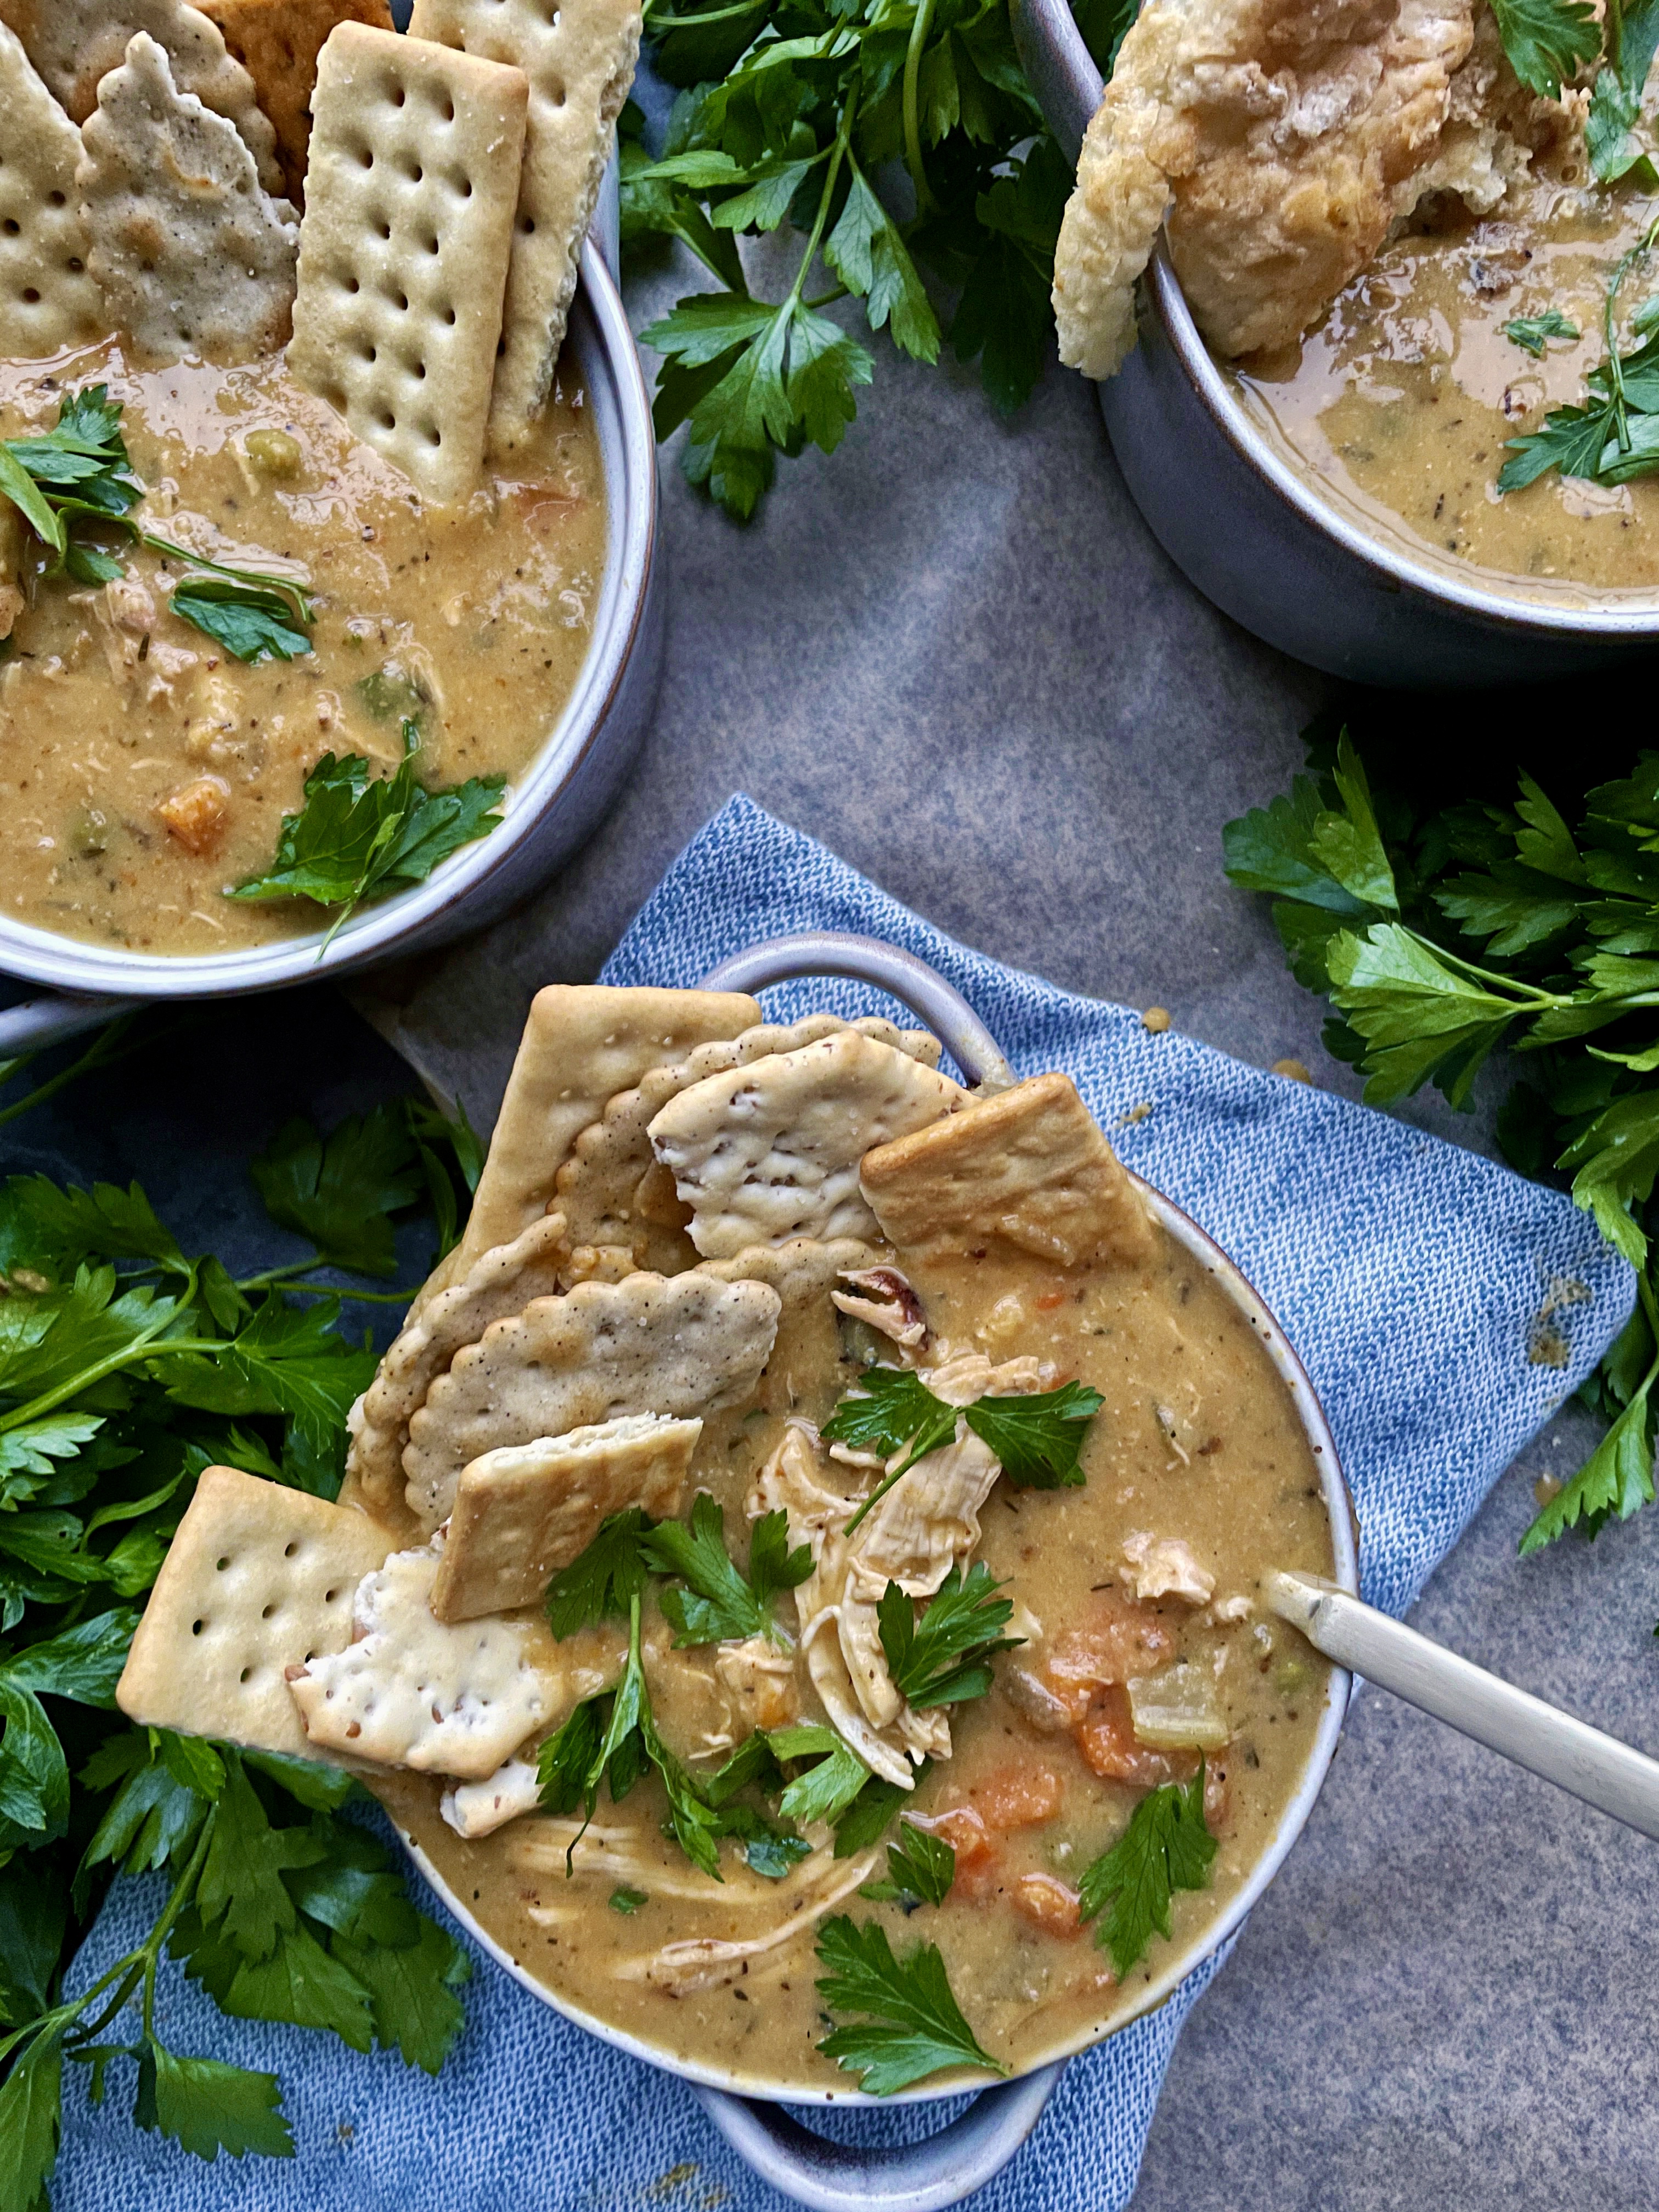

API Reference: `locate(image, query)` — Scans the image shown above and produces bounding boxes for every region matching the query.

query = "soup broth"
[376,1204,1338,2091]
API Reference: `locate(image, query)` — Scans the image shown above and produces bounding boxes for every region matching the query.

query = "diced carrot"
[1043,1593,1176,1719]
[968,1763,1064,1831]
[912,1803,995,1866]
[1035,1290,1067,1312]
[157,775,229,856]
[953,1849,1006,1903]
[1074,1684,1196,1790]
[1011,1872,1083,1938]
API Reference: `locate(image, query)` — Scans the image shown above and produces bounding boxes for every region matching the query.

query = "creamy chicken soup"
[367,1091,1338,2091]
[1229,179,1659,595]
[0,342,604,954]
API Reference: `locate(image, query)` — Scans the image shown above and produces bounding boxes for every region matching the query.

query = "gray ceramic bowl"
[0,233,661,1060]
[1013,0,1659,687]
[397,931,1360,2212]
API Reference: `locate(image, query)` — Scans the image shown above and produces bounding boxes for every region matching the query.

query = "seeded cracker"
[0,0,283,191]
[288,22,528,504]
[116,1465,394,1761]
[409,0,643,454]
[0,24,104,359]
[78,33,300,365]
[194,0,396,206]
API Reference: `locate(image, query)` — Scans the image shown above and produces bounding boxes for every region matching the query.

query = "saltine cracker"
[0,0,284,190]
[860,1072,1158,1269]
[431,1412,701,1622]
[195,0,397,206]
[0,24,104,359]
[116,1465,394,1761]
[409,0,643,453]
[288,22,528,503]
[77,33,300,365]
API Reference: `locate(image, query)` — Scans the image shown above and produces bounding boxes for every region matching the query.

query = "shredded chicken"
[713,1634,800,1733]
[831,1265,930,1350]
[441,1754,541,1839]
[1119,1532,1215,1605]
[619,1852,878,1995]
[1053,0,1587,375]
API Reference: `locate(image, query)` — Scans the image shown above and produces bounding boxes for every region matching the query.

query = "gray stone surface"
[7,228,1651,2211]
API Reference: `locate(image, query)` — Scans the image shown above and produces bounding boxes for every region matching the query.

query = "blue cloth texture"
[55,794,1634,2212]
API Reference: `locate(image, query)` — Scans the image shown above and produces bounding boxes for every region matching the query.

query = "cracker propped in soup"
[0,0,640,953]
[117,986,1340,2097]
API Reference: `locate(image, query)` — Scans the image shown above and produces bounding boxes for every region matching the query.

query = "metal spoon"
[1267,1570,1659,1841]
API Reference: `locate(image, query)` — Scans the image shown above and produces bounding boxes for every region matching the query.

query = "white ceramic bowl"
[0,238,662,1057]
[396,932,1360,2212]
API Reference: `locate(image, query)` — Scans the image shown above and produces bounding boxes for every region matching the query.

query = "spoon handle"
[1265,1570,1659,1841]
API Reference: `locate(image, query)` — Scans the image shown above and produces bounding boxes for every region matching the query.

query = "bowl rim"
[0,239,656,1001]
[396,1171,1359,2109]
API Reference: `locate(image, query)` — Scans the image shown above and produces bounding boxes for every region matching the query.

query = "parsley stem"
[644,0,765,23]
[844,1427,951,1537]
[803,285,850,309]
[0,1325,236,1436]
[788,93,858,313]
[139,533,314,626]
[0,1014,139,1132]
[902,0,939,216]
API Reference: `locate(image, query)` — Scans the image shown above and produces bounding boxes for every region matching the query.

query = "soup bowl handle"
[690,2063,1066,2212]
[696,930,1015,1090]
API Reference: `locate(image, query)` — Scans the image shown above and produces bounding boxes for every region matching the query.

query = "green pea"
[245,428,303,479]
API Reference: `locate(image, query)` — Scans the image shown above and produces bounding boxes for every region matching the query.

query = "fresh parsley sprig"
[0,1090,484,2202]
[859,1818,955,1907]
[1224,720,1659,1558]
[1589,0,1659,180]
[825,1365,1103,1532]
[620,0,1068,521]
[545,1508,659,1638]
[228,722,506,946]
[814,1914,1004,2092]
[1498,215,1659,495]
[879,1562,1020,1707]
[1505,308,1582,357]
[0,390,317,661]
[642,1493,812,1645]
[1077,1764,1217,1978]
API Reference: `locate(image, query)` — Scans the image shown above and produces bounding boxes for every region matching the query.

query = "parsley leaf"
[861,1819,955,1908]
[770,1722,876,1826]
[964,1381,1104,1486]
[165,577,311,664]
[1505,309,1583,356]
[545,1509,658,1638]
[822,1365,957,1463]
[1589,0,1659,182]
[250,1107,426,1278]
[134,2044,292,2162]
[814,1916,1005,2092]
[228,723,505,940]
[1521,1370,1656,1549]
[878,1563,1020,1708]
[1488,0,1600,97]
[0,2030,64,2209]
[643,1495,809,1645]
[832,1768,921,1855]
[1077,1764,1217,1977]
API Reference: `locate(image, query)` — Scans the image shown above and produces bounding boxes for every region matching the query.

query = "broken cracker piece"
[288,21,528,504]
[403,1269,782,1528]
[77,32,300,366]
[432,1412,701,1622]
[195,0,396,207]
[409,0,642,454]
[1,0,283,189]
[116,1465,394,1761]
[347,1209,569,1525]
[441,1752,541,1837]
[648,1030,964,1261]
[0,23,105,359]
[449,985,763,1283]
[286,1537,552,1779]
[860,1072,1156,1271]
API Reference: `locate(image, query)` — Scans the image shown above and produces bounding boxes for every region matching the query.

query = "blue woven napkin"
[55,795,1633,2212]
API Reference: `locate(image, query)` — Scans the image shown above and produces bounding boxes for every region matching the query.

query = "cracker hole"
[216,1555,232,1571]
[423,424,441,446]
[1,219,18,236]
[377,220,392,240]
[191,1618,205,1635]
[390,288,409,312]
[521,216,536,235]
[442,303,457,325]
[363,343,378,362]
[261,1603,276,1618]
[406,163,423,184]
[423,233,440,254]
[453,173,473,199]
[441,97,456,121]
[239,1667,252,1683]
[324,1587,341,1602]
[392,83,407,107]
[346,275,361,294]
[283,1541,298,1557]
[47,189,64,207]
[378,408,397,429]
[358,146,375,168]
[20,287,37,304]
[411,358,427,379]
